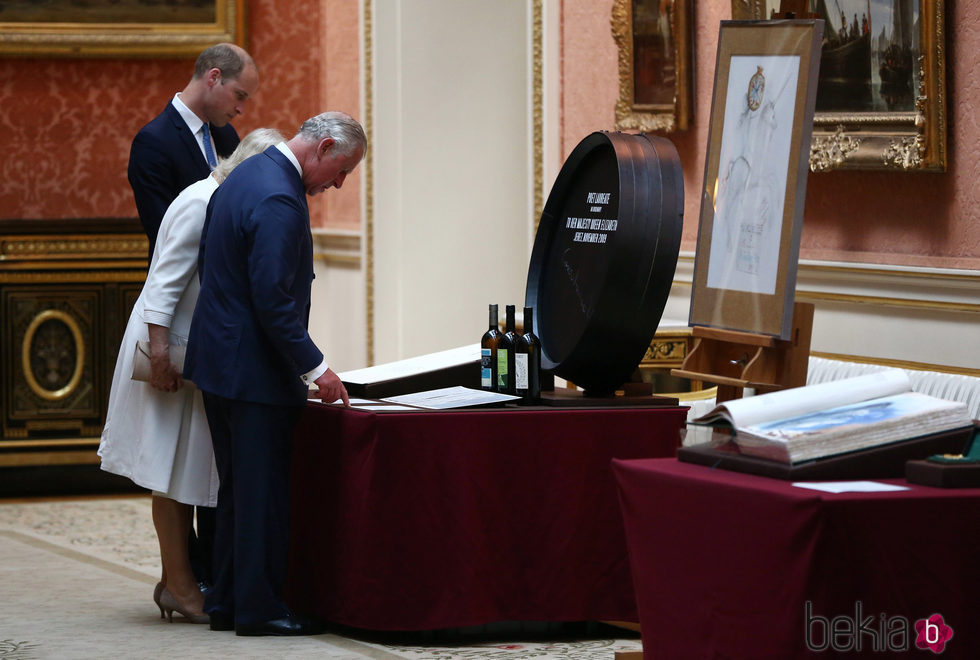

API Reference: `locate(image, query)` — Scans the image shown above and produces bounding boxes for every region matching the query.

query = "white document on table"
[792,481,910,493]
[382,386,519,409]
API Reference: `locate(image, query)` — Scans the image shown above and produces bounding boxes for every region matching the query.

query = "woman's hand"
[149,350,183,392]
[147,323,183,392]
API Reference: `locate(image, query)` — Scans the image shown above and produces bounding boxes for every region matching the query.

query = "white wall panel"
[372,0,532,363]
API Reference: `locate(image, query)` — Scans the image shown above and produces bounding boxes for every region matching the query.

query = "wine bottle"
[480,304,501,391]
[497,304,517,395]
[515,306,541,404]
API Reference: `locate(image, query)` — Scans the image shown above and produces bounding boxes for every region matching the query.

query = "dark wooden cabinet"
[0,219,146,468]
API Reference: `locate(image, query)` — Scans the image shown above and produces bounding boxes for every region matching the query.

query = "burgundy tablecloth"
[284,403,687,630]
[612,458,980,659]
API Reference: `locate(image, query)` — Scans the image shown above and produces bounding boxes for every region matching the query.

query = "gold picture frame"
[733,0,947,172]
[690,20,823,339]
[21,309,85,402]
[612,0,694,133]
[0,0,246,58]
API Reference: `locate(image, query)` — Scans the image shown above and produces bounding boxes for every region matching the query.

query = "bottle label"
[481,348,492,388]
[497,348,509,387]
[515,353,528,391]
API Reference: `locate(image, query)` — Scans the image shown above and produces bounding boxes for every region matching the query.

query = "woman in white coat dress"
[99,128,283,623]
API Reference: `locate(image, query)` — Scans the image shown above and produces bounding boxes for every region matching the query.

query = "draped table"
[612,458,980,658]
[284,402,687,630]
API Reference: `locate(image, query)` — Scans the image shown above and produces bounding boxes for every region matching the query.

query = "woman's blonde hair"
[213,127,284,183]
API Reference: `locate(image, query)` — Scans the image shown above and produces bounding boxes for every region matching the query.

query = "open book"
[691,370,973,464]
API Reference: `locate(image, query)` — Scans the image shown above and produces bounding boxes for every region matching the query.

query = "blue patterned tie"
[201,123,218,169]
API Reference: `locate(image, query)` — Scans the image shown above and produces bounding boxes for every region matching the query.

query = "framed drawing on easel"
[689,19,823,340]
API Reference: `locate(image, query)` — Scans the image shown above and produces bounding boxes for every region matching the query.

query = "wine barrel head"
[525,131,683,395]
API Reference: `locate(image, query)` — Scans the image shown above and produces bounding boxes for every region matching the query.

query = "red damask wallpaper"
[0,0,362,230]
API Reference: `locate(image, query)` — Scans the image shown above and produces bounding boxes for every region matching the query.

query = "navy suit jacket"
[128,102,239,259]
[184,147,322,407]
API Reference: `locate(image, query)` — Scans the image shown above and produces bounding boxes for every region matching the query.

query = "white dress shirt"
[172,93,215,166]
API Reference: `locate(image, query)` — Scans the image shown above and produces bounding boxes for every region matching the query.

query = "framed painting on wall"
[0,0,246,57]
[689,20,823,339]
[612,0,694,132]
[732,0,947,172]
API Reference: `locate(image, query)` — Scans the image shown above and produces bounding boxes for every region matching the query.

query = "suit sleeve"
[129,130,181,253]
[141,184,210,329]
[243,194,323,375]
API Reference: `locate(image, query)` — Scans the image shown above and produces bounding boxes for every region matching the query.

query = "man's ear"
[206,67,222,87]
[318,137,336,158]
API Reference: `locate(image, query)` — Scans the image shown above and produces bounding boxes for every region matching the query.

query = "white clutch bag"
[132,340,188,383]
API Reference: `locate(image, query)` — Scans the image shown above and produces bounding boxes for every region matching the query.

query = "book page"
[338,345,481,385]
[735,392,970,463]
[693,370,912,428]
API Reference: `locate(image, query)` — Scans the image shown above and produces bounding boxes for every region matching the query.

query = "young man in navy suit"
[185,111,365,636]
[127,42,258,595]
[129,42,259,260]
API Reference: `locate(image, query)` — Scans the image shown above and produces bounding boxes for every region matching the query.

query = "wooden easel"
[669,0,818,405]
[672,301,814,404]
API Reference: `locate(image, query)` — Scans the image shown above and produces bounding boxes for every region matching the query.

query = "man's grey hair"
[213,128,284,183]
[193,43,256,81]
[297,112,367,158]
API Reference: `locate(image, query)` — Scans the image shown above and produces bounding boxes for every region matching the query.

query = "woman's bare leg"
[152,495,205,615]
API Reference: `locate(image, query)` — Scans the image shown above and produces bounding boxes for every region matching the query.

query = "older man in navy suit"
[184,111,365,636]
[129,42,259,261]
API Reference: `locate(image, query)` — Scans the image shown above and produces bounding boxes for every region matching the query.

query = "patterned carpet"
[0,495,641,660]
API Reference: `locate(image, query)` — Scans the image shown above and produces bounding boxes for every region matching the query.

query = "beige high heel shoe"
[153,582,164,619]
[159,587,210,624]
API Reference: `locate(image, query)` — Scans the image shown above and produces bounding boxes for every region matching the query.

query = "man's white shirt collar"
[171,93,205,135]
[275,142,303,176]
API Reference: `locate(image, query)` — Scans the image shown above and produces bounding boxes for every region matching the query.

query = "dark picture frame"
[733,0,947,171]
[0,0,246,58]
[612,0,694,132]
[689,20,823,339]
